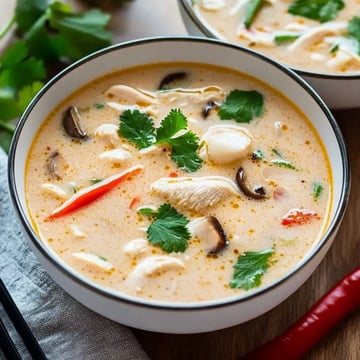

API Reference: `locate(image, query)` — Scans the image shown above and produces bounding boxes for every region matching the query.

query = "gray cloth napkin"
[0,148,150,360]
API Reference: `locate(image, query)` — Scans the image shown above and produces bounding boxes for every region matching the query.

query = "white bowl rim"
[7,35,350,311]
[177,0,360,80]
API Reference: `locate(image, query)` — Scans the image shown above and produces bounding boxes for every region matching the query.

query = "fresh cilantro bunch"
[139,203,191,253]
[230,248,274,290]
[288,0,345,23]
[119,108,203,172]
[0,0,112,152]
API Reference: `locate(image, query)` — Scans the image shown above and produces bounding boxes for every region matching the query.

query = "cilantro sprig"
[0,0,113,152]
[139,203,191,253]
[288,0,345,23]
[230,248,275,290]
[219,89,264,123]
[119,108,203,172]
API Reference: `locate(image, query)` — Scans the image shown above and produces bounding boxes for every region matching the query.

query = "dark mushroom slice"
[158,71,188,90]
[62,106,88,139]
[191,216,229,254]
[201,100,220,118]
[46,150,63,180]
[235,166,267,200]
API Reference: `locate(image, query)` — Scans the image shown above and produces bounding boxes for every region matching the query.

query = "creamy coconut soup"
[25,63,332,303]
[192,0,360,73]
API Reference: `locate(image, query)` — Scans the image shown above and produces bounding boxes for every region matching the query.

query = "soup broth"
[25,62,332,303]
[192,0,360,74]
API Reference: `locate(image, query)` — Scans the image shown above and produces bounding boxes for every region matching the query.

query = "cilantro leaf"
[142,203,191,253]
[168,132,203,172]
[119,109,156,149]
[15,0,48,34]
[349,16,360,55]
[219,90,264,123]
[288,0,345,23]
[155,108,187,143]
[230,248,274,290]
[312,181,324,200]
[156,109,202,172]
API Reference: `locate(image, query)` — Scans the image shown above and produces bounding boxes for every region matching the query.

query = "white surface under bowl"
[8,37,350,334]
[177,0,360,110]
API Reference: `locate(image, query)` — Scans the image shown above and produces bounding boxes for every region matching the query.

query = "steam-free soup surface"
[192,0,360,73]
[25,62,332,303]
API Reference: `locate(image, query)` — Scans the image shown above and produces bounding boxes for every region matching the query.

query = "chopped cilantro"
[93,103,105,109]
[230,248,275,290]
[330,44,340,53]
[252,149,265,160]
[349,17,360,55]
[140,203,191,253]
[270,159,296,169]
[119,109,202,172]
[219,90,264,123]
[271,148,283,158]
[312,181,324,200]
[119,109,156,149]
[288,0,345,23]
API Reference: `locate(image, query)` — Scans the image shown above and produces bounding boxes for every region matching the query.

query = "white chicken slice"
[94,123,119,146]
[287,21,348,53]
[40,183,69,199]
[71,252,114,271]
[123,238,148,256]
[200,0,226,11]
[151,176,239,211]
[126,255,185,291]
[104,85,157,106]
[98,148,132,162]
[199,124,252,164]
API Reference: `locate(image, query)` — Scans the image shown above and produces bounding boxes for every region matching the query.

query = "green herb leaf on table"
[288,0,345,23]
[230,248,275,290]
[348,16,360,55]
[219,89,264,123]
[140,203,191,253]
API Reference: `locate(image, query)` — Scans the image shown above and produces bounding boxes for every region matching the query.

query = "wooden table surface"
[2,0,359,359]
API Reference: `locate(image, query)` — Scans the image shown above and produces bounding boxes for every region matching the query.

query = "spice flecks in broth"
[25,62,332,303]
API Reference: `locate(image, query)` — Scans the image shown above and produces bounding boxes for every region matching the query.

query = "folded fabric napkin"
[0,148,149,360]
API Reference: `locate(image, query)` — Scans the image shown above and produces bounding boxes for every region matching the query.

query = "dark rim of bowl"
[8,36,350,311]
[178,0,360,80]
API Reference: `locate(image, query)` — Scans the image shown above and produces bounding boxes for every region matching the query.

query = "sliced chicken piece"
[199,124,252,164]
[151,176,239,211]
[123,238,148,256]
[200,0,226,11]
[71,252,114,271]
[70,225,86,238]
[126,255,185,291]
[104,85,157,106]
[287,21,348,53]
[98,148,131,162]
[94,123,119,146]
[40,183,69,199]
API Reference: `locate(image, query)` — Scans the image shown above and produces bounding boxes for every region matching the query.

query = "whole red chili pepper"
[240,266,360,360]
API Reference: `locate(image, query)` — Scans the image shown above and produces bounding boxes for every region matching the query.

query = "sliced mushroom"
[188,216,229,254]
[199,125,252,164]
[46,150,65,180]
[126,255,185,291]
[158,72,188,90]
[62,106,88,139]
[235,167,267,200]
[151,176,239,211]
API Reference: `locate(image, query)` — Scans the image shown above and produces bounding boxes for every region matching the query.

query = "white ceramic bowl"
[177,0,360,110]
[8,37,350,334]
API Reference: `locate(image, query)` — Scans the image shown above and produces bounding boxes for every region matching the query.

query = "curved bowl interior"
[8,37,350,333]
[177,0,360,110]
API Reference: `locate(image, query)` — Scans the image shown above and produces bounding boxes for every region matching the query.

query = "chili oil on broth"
[25,62,332,303]
[192,0,360,74]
